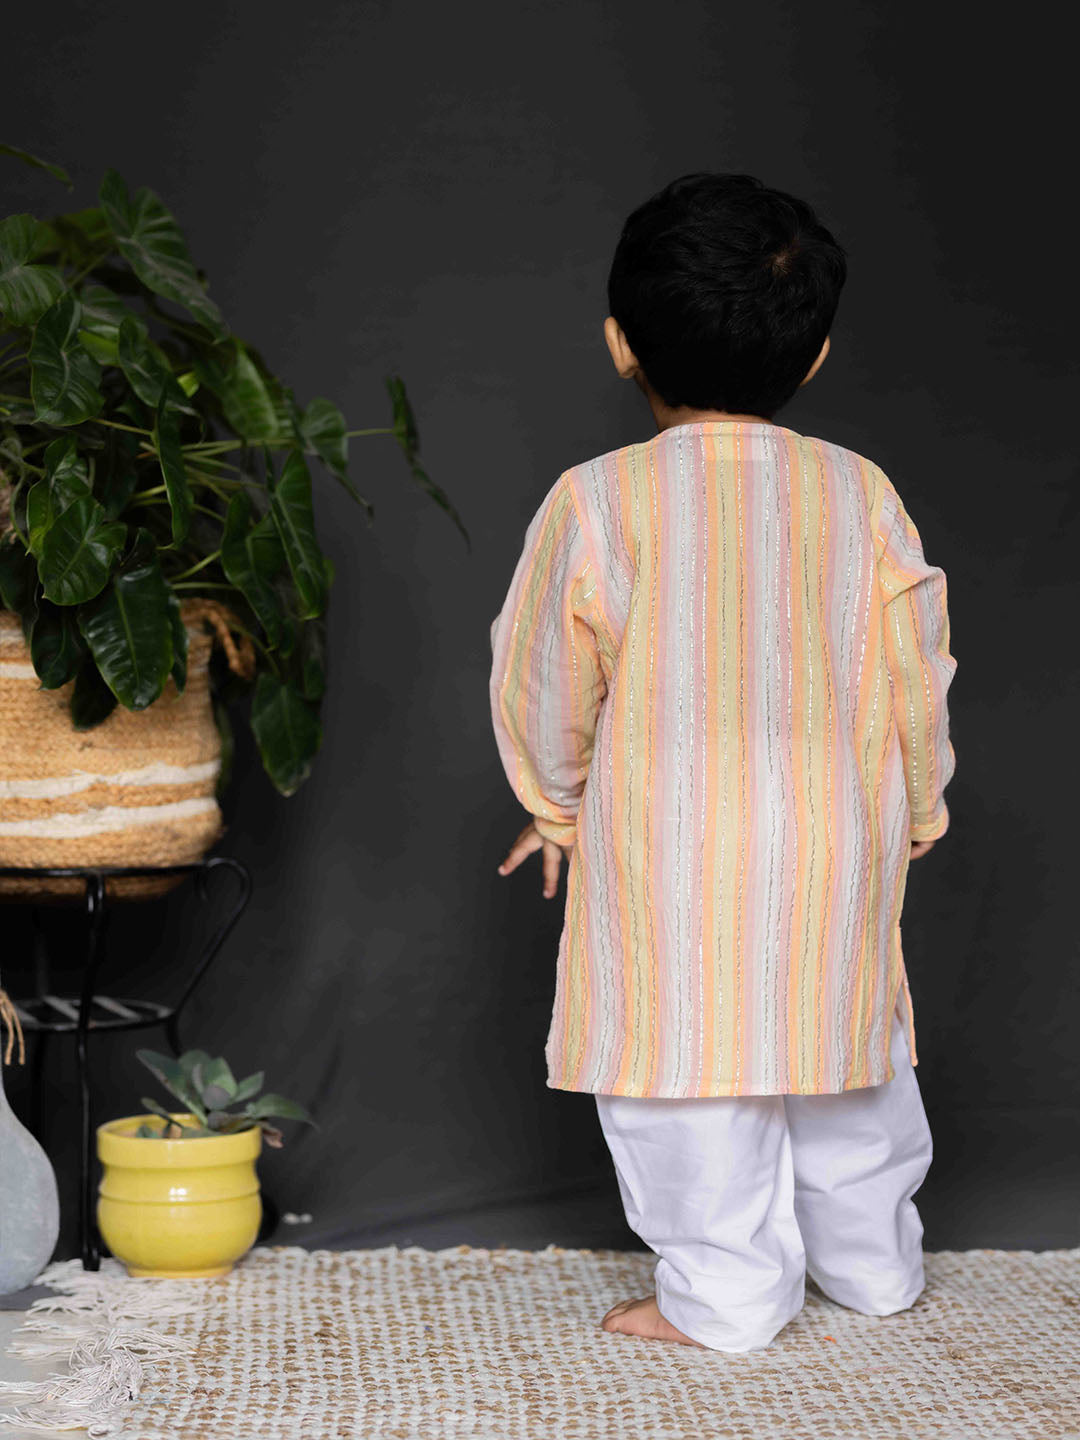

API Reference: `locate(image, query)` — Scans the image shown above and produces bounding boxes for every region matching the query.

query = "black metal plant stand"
[1,857,252,1273]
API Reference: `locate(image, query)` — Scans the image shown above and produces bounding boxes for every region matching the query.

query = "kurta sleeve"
[877,482,958,842]
[489,473,608,849]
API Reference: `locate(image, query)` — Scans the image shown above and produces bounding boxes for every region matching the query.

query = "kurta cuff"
[910,803,950,843]
[534,816,577,848]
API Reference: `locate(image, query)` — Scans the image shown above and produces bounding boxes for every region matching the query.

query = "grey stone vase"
[0,980,60,1293]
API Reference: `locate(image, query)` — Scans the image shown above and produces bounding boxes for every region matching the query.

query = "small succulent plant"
[132,1047,316,1148]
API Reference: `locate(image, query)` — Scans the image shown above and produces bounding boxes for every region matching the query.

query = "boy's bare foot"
[600,1295,706,1347]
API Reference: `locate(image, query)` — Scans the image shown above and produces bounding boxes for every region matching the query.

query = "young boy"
[488,173,957,1353]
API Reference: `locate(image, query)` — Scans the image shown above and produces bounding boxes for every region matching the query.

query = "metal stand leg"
[29,1028,50,1144]
[77,874,107,1272]
[165,1009,183,1058]
[2,859,254,1271]
[28,909,50,1143]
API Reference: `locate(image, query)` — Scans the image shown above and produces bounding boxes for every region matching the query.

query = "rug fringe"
[0,1259,209,1436]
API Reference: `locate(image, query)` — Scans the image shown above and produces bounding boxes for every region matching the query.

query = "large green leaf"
[117,316,193,414]
[301,396,347,474]
[296,617,326,701]
[99,169,226,340]
[0,536,36,614]
[405,457,470,548]
[43,209,111,269]
[97,426,140,519]
[386,373,469,548]
[189,348,228,398]
[78,550,173,709]
[78,282,130,336]
[301,395,373,514]
[248,345,299,440]
[0,215,66,326]
[74,283,131,364]
[43,434,88,484]
[386,374,419,457]
[269,451,327,619]
[220,491,284,645]
[167,588,188,691]
[153,398,192,544]
[26,436,90,554]
[250,672,322,796]
[219,343,281,441]
[272,576,298,659]
[30,600,85,688]
[0,143,72,187]
[70,656,118,729]
[30,293,104,426]
[38,494,126,605]
[75,329,117,365]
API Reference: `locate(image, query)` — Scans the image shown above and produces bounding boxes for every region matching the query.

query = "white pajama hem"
[594,1004,933,1352]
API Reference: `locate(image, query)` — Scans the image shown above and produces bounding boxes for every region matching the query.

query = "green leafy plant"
[133,1047,315,1148]
[0,146,468,794]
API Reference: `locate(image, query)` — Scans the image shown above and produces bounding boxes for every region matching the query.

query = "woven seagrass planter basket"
[0,602,230,901]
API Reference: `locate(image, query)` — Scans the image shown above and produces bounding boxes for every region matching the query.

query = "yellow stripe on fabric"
[700,430,722,1093]
[642,440,662,1094]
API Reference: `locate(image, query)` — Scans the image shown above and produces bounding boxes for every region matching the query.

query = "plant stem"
[170,549,222,581]
[128,491,224,522]
[171,580,241,592]
[145,301,213,344]
[345,427,396,437]
[194,459,253,480]
[184,470,234,499]
[66,250,112,289]
[14,438,51,459]
[95,418,152,437]
[188,471,252,487]
[0,447,44,477]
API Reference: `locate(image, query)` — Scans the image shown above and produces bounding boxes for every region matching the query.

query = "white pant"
[594,1009,933,1351]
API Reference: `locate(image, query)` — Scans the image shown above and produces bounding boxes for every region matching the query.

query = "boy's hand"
[497,821,572,899]
[910,839,937,859]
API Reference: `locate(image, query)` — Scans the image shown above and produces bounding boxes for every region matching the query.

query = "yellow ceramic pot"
[97,1112,262,1278]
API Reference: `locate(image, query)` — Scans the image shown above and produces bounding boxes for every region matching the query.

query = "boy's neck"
[637,374,771,433]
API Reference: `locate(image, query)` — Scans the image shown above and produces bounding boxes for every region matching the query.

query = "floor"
[2,1174,1076,1438]
[0,1183,645,1438]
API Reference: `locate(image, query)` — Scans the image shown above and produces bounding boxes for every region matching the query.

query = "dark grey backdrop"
[2,0,1075,1263]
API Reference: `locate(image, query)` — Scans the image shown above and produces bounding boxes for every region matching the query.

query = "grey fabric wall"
[1,0,1074,1262]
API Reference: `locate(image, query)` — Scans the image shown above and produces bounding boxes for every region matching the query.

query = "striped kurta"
[489,420,957,1097]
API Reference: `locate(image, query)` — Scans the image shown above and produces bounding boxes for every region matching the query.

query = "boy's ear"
[604,316,639,379]
[799,334,831,388]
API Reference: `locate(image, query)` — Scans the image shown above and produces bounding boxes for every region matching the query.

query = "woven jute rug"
[1,1244,1078,1439]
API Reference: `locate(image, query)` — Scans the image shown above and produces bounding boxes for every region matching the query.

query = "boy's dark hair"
[607,173,846,418]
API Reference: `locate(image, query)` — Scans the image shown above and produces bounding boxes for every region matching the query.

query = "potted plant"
[96,1046,314,1277]
[0,144,467,896]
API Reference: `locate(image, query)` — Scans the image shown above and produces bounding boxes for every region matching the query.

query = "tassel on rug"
[0,1257,210,1436]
